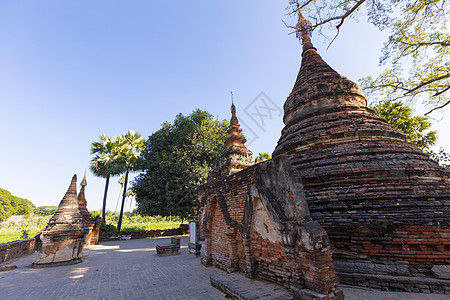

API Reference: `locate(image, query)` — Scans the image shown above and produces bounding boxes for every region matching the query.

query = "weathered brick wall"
[249,230,292,287]
[89,218,101,245]
[200,166,255,238]
[205,196,297,287]
[0,238,35,263]
[210,203,233,270]
[199,157,343,299]
[332,225,450,271]
[200,166,255,272]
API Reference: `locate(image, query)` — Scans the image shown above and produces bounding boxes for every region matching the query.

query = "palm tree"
[90,135,123,223]
[116,130,145,231]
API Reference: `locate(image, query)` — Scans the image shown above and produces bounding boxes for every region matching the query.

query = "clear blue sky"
[1,1,448,213]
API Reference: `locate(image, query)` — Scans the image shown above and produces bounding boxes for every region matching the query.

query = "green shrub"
[100,222,117,232]
[89,210,101,222]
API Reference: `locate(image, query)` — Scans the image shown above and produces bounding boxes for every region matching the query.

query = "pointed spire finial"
[230,92,238,125]
[231,91,235,110]
[81,170,87,187]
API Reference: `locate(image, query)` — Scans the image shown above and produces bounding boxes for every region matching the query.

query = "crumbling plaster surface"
[251,197,281,244]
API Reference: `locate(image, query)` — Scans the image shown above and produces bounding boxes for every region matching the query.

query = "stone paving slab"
[0,236,448,300]
[211,275,293,300]
[339,285,449,300]
[0,236,225,300]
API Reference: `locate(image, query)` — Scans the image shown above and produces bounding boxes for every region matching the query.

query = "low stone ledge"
[156,237,180,256]
[210,276,293,300]
[338,272,450,294]
[0,265,17,272]
[291,286,344,300]
[31,257,83,268]
[334,260,411,276]
[99,225,189,241]
[432,265,450,280]
[0,238,35,263]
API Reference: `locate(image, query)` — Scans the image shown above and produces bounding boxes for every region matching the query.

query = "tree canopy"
[371,100,450,167]
[90,135,124,179]
[0,188,35,222]
[372,100,437,150]
[133,109,229,220]
[115,130,145,173]
[289,0,450,115]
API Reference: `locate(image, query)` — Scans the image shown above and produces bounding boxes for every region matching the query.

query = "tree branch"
[367,80,410,92]
[404,73,450,95]
[424,100,450,116]
[399,40,450,48]
[433,85,450,97]
[294,0,315,11]
[415,41,450,47]
[281,19,297,31]
[312,0,366,30]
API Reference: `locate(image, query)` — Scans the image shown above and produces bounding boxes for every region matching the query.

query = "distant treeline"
[0,188,35,222]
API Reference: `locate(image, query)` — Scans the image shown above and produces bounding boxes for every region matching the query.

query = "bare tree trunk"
[102,175,110,223]
[117,170,129,231]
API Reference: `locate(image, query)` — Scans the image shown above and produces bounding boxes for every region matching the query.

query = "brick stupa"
[77,174,100,246]
[216,102,254,176]
[33,175,88,267]
[273,18,450,291]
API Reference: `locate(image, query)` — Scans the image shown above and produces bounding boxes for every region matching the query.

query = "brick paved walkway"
[0,237,448,300]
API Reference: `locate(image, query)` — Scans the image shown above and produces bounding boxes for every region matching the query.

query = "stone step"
[210,274,293,300]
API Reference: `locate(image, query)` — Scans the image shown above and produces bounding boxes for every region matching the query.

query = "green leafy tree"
[115,130,144,231]
[90,135,123,223]
[372,100,437,150]
[258,153,272,161]
[0,188,35,222]
[288,0,450,115]
[133,109,228,221]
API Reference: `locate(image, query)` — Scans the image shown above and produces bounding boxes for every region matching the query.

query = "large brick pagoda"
[273,19,450,293]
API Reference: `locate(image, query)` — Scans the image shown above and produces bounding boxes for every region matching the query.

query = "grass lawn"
[0,229,39,244]
[0,213,185,244]
[0,223,182,244]
[120,222,184,231]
